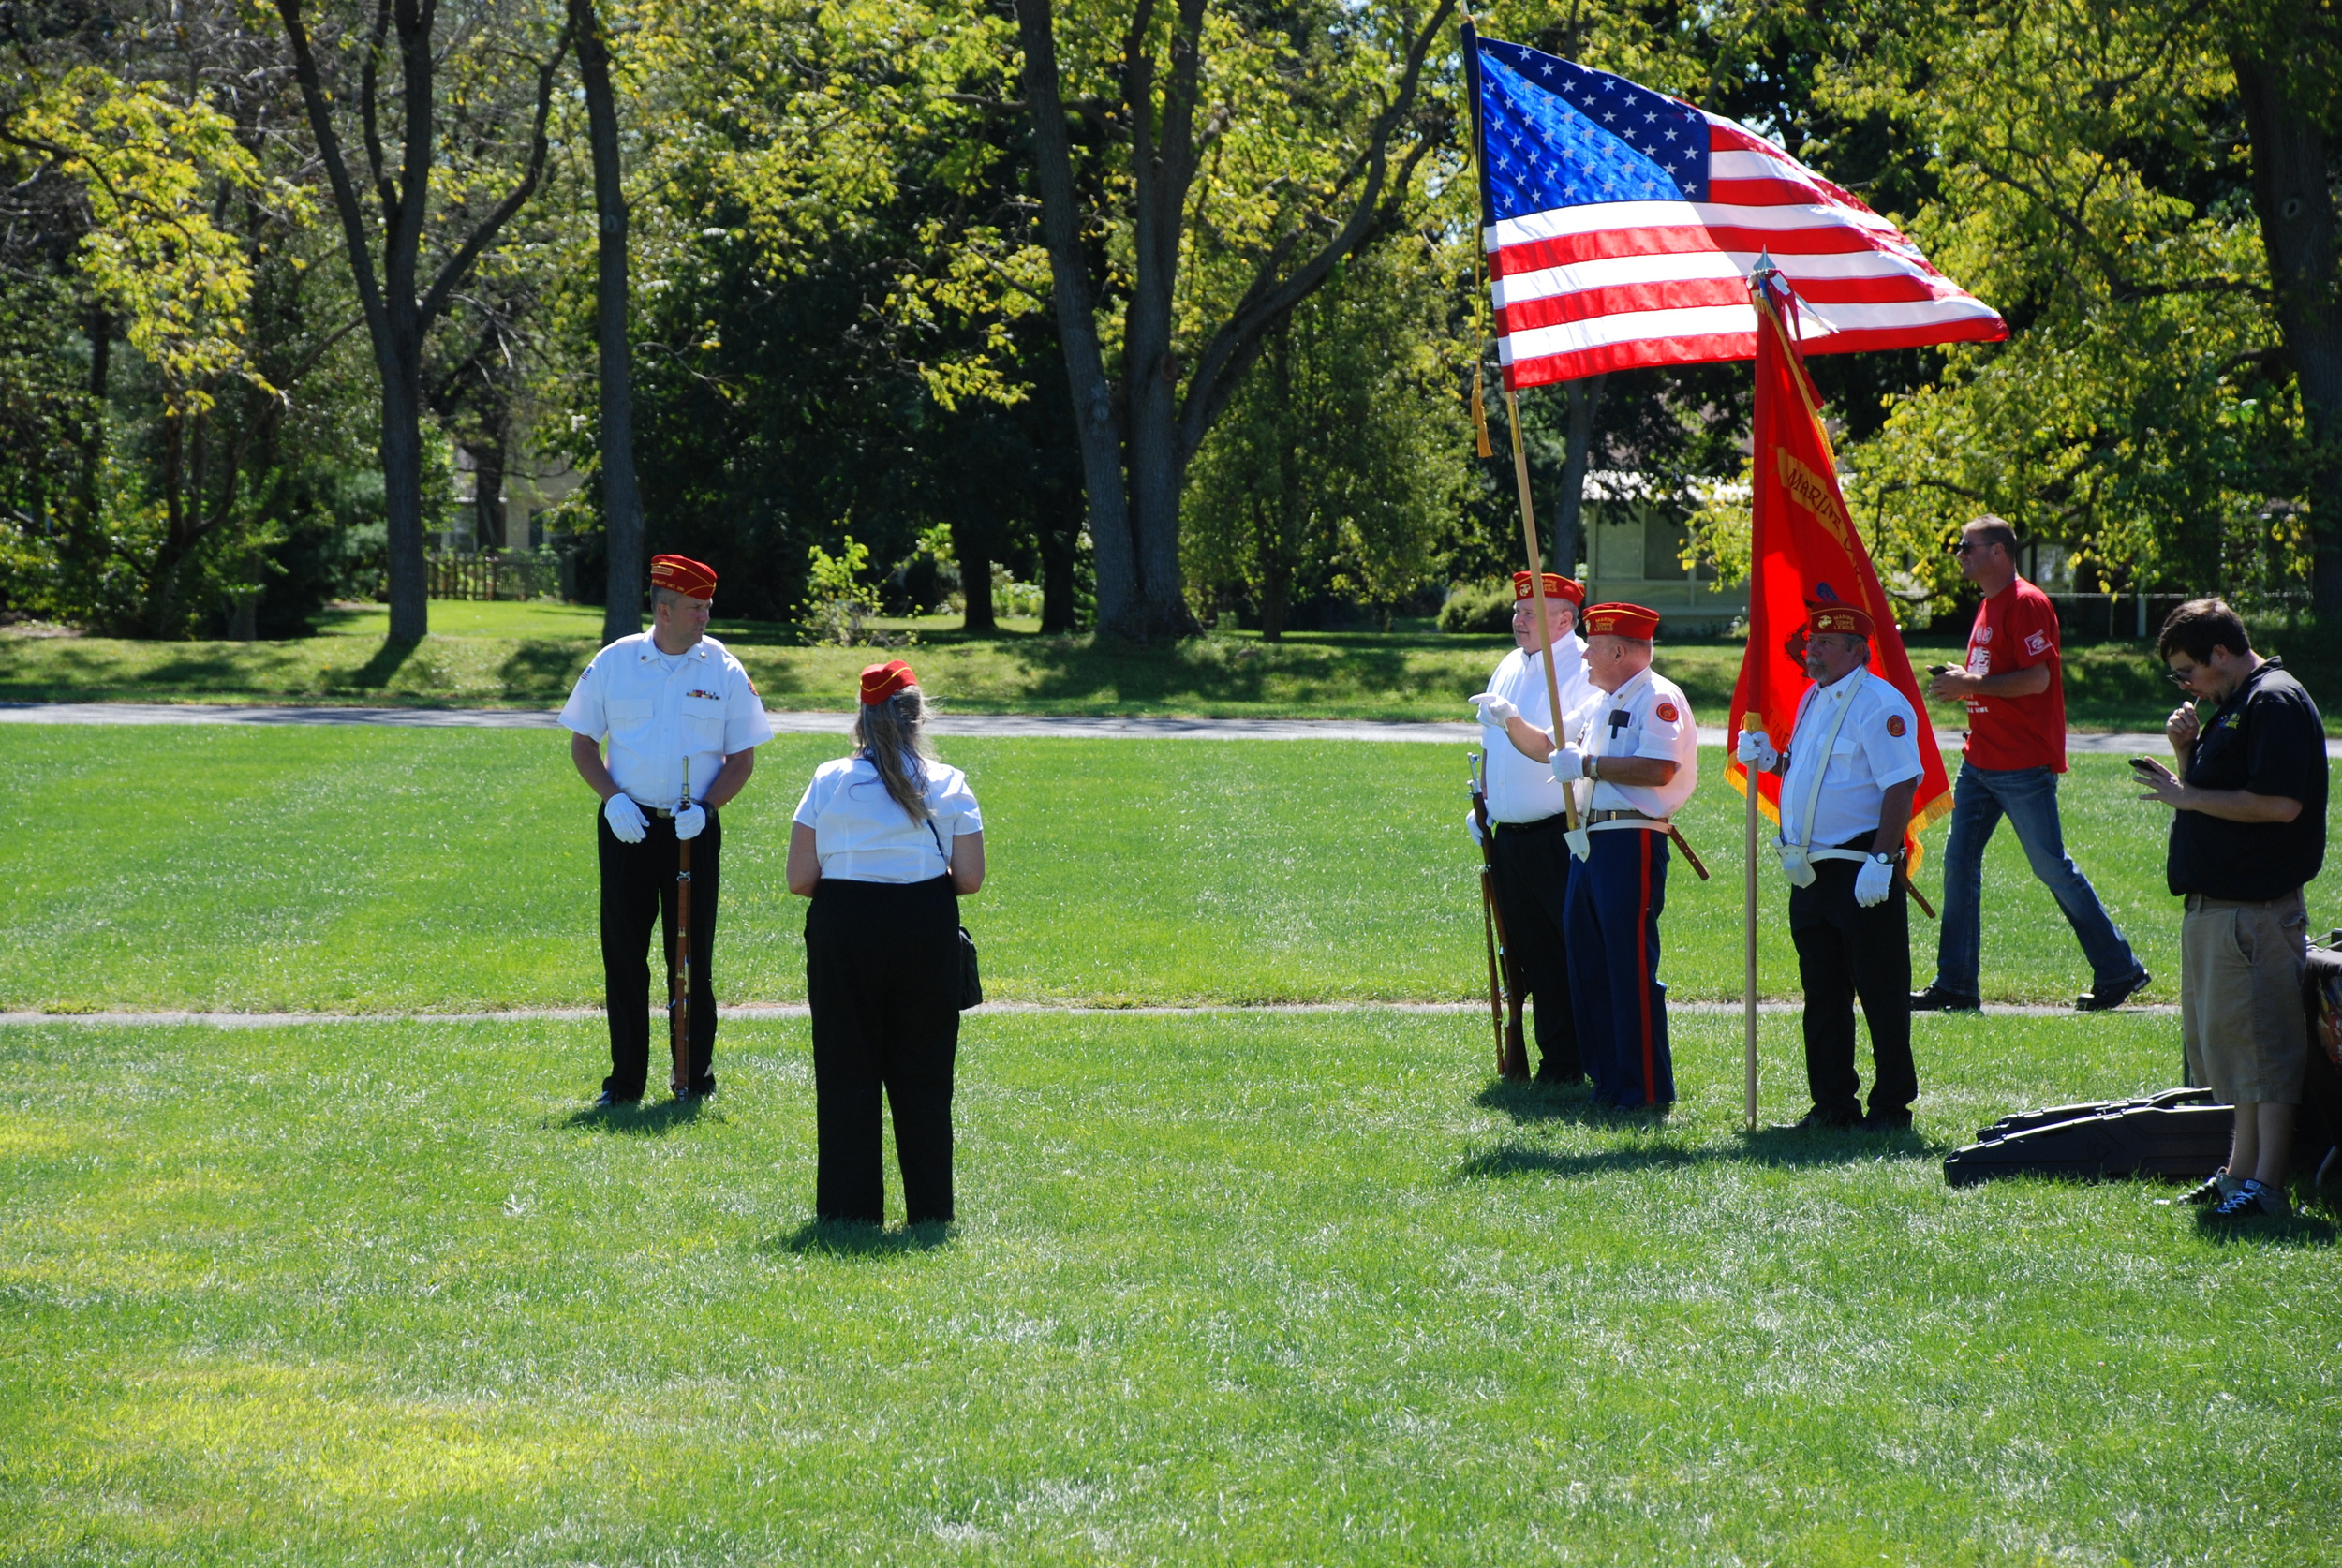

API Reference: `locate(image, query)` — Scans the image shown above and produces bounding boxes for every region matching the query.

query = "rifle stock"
[1470,752,1530,1081]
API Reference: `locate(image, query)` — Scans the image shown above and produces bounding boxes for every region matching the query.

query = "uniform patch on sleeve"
[1886,714,1906,738]
[2024,630,2049,657]
[1654,701,1679,723]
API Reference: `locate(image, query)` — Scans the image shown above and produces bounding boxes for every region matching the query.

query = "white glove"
[1736,729,1779,770]
[1469,691,1519,726]
[1549,746,1588,781]
[602,792,648,844]
[1854,855,1896,908]
[675,802,708,841]
[1465,808,1486,847]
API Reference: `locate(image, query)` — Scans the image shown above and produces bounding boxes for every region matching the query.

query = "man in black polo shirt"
[2134,599,2326,1220]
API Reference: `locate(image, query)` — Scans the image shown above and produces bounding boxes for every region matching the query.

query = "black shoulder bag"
[927,819,983,1009]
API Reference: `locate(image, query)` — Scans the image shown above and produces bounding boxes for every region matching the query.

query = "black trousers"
[598,806,720,1100]
[805,875,961,1225]
[1788,849,1916,1121]
[1490,814,1580,1081]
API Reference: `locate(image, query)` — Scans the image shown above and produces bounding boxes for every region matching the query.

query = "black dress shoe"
[593,1089,639,1109]
[1861,1108,1914,1132]
[2076,969,2152,1012]
[1786,1106,1859,1131]
[1908,985,1981,1013]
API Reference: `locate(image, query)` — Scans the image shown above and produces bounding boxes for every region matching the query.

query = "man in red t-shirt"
[1914,515,2149,1012]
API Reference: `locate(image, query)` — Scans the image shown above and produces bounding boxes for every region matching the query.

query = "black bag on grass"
[1943,1090,2231,1188]
[1946,938,2342,1189]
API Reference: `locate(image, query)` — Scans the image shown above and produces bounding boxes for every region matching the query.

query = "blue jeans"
[1932,762,2142,998]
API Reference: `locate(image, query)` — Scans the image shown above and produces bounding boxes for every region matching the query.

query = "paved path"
[6,700,2321,755]
[0,999,2175,1027]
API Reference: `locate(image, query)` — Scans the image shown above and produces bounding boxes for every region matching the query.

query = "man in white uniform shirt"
[1466,571,1598,1083]
[559,554,776,1106]
[1737,604,1924,1130]
[1553,603,1698,1110]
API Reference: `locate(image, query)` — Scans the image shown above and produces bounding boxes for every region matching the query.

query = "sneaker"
[2076,969,2153,1012]
[1909,985,1981,1013]
[2206,1177,2291,1221]
[2160,1170,2238,1207]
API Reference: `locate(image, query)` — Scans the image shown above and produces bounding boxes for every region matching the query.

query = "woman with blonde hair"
[787,659,985,1225]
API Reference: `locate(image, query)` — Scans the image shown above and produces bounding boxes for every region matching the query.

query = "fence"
[427,553,559,602]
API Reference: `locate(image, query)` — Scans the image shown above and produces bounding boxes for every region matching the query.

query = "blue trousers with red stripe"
[1563,827,1674,1109]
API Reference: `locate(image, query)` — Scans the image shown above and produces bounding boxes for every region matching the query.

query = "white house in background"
[449,436,580,555]
[1580,470,1749,635]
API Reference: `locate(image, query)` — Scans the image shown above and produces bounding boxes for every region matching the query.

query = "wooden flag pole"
[1502,385,1582,843]
[1743,757,1759,1132]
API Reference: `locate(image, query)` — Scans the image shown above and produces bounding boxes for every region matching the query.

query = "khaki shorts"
[2181,888,2309,1104]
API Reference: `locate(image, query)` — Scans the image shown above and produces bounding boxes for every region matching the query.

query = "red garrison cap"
[1581,602,1661,639]
[1807,602,1875,638]
[1512,571,1587,606]
[649,554,718,599]
[859,659,918,706]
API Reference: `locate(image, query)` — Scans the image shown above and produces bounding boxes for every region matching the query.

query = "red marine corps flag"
[1726,270,1954,862]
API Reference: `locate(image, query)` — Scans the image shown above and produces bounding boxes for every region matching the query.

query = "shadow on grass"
[497,638,598,699]
[1458,1122,1947,1181]
[1475,1077,1606,1125]
[770,1217,955,1257]
[339,635,422,691]
[556,1095,710,1135]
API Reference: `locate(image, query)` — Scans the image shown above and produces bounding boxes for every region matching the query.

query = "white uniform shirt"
[793,754,984,883]
[1480,640,1597,822]
[1778,667,1925,849]
[1565,665,1699,820]
[558,632,775,806]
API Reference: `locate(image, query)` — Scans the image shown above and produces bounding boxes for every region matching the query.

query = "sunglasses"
[1949,540,1980,555]
[2166,666,2201,686]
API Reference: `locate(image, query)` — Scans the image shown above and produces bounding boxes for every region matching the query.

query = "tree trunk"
[469,436,507,550]
[70,308,111,551]
[1258,546,1290,642]
[575,0,645,643]
[1017,0,1452,642]
[956,519,997,633]
[2233,44,2342,616]
[274,0,572,645]
[378,329,431,639]
[1016,0,1137,634]
[1555,374,1605,581]
[1038,497,1080,633]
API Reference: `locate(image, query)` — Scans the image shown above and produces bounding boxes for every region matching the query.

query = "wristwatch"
[1869,850,1905,865]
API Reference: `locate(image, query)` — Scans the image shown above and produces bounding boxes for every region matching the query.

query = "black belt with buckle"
[1586,808,1654,824]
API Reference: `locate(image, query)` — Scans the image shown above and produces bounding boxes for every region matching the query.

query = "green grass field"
[3,1009,2335,1564]
[7,723,2338,1563]
[4,727,2323,1013]
[2,597,2290,732]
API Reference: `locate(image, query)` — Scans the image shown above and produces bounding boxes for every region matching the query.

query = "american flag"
[1469,29,2008,389]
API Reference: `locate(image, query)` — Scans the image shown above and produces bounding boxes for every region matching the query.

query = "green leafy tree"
[1183,247,1469,636]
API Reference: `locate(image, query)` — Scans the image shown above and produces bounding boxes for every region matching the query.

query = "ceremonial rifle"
[1469,751,1530,1080]
[670,760,693,1099]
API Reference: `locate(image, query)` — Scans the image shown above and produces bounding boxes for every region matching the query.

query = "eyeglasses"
[2166,666,2200,686]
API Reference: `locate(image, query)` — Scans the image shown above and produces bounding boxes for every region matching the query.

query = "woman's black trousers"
[804,874,961,1224]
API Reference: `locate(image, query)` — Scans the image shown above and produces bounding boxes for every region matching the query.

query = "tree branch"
[416,12,576,332]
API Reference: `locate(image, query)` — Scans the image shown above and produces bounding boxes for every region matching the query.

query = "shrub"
[1438,578,1514,634]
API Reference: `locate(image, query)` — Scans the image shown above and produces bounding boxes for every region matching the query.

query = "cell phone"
[2128,754,2163,773]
